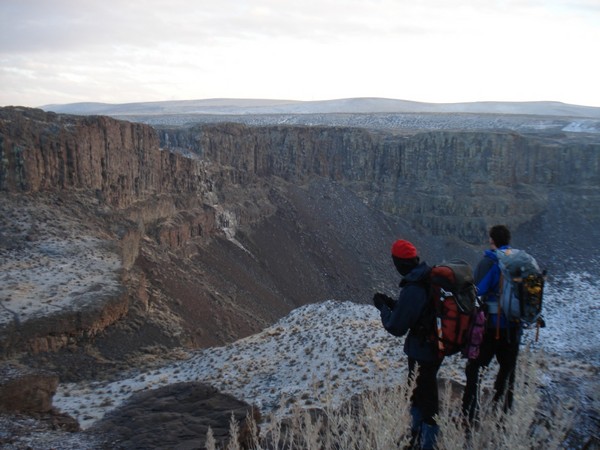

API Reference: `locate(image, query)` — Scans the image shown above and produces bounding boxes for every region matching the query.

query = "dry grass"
[435,348,573,450]
[208,347,574,450]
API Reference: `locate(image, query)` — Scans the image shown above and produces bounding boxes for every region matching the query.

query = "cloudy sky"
[1,0,599,108]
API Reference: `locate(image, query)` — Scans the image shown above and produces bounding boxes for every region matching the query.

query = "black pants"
[408,357,442,425]
[462,327,520,422]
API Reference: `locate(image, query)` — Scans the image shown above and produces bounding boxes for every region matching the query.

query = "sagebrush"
[208,347,574,450]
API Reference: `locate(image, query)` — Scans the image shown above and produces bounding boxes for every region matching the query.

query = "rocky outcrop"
[91,382,260,450]
[0,108,226,361]
[0,287,130,358]
[0,107,210,208]
[0,362,58,413]
[159,123,600,242]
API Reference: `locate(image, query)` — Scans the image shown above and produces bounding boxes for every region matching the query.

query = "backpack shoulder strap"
[495,270,504,339]
[409,274,436,340]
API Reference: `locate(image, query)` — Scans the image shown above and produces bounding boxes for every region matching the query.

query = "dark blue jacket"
[475,246,518,329]
[379,262,440,362]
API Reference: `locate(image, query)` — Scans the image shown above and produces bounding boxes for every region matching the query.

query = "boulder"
[0,362,58,413]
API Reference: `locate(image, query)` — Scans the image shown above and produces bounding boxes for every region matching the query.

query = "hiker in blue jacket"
[373,239,441,450]
[462,225,521,423]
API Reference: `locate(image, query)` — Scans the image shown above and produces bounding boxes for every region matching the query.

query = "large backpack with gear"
[495,248,546,329]
[427,260,485,359]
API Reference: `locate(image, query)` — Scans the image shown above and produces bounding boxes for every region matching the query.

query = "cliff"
[159,123,600,242]
[1,107,599,378]
[4,108,598,245]
[0,107,211,206]
[0,108,400,371]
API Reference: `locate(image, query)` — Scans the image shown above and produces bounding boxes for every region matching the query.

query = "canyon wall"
[0,107,210,207]
[2,107,599,371]
[0,108,228,362]
[3,108,598,246]
[159,123,600,243]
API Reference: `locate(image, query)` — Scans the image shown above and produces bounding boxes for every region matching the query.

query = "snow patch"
[0,236,122,326]
[53,275,599,430]
[562,120,599,132]
[525,271,600,364]
[213,204,254,255]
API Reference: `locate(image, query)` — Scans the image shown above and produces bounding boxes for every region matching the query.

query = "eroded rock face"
[0,363,58,413]
[3,107,598,247]
[0,108,227,361]
[158,123,600,243]
[0,107,210,207]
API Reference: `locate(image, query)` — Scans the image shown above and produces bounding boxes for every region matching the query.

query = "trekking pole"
[535,319,540,342]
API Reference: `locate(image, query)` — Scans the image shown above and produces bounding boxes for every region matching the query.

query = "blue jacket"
[379,262,440,362]
[475,246,518,329]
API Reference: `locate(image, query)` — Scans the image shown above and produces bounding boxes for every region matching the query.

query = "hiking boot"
[420,423,439,450]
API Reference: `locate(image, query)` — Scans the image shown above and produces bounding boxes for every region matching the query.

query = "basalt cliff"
[1,105,599,383]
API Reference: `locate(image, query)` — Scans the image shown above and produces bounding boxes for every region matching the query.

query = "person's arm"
[380,284,425,337]
[474,256,494,285]
[476,262,499,298]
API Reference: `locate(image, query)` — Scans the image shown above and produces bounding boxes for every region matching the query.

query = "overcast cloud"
[1,0,599,107]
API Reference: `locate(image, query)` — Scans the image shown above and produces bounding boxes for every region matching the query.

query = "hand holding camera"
[372,292,395,310]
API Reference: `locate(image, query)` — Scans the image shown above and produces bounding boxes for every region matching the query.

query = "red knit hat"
[391,239,418,259]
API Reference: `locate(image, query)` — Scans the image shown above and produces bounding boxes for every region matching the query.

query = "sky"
[1,0,599,108]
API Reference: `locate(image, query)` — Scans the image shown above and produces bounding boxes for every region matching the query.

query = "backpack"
[495,248,545,328]
[427,260,485,359]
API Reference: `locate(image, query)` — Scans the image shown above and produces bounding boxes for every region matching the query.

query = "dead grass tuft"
[212,347,574,449]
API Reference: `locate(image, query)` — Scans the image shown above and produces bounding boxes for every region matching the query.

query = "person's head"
[489,225,511,249]
[391,239,420,276]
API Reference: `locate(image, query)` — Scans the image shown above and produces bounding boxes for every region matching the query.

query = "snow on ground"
[523,271,600,364]
[562,120,600,133]
[52,273,600,430]
[0,235,122,326]
[0,197,123,326]
[53,301,408,429]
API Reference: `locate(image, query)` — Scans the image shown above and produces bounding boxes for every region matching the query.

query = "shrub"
[215,348,574,449]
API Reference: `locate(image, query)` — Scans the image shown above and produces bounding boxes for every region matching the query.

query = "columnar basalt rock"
[157,123,600,243]
[3,109,598,245]
[0,107,212,208]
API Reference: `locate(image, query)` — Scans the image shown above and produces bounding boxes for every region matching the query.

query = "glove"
[373,292,394,310]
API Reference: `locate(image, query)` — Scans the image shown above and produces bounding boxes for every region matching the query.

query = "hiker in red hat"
[373,239,440,450]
